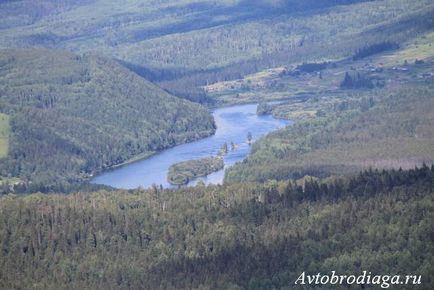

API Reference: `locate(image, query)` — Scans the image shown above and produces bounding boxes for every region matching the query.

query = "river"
[91,103,291,189]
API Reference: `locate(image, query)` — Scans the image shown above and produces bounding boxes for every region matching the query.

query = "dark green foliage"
[247,132,253,143]
[167,157,224,185]
[225,85,434,183]
[0,167,432,289]
[1,0,432,95]
[221,142,229,155]
[353,42,399,60]
[0,49,216,192]
[296,62,329,73]
[0,2,432,288]
[340,71,376,89]
[116,60,215,105]
[257,102,276,115]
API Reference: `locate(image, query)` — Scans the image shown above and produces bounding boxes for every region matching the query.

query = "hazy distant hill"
[0,48,215,191]
[0,0,432,100]
[0,1,433,289]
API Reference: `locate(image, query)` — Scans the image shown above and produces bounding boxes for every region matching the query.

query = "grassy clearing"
[0,113,9,158]
[1,0,432,81]
[0,177,21,187]
[206,29,434,105]
[378,32,434,66]
[225,55,434,183]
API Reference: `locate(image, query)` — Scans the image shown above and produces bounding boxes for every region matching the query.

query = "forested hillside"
[0,166,433,289]
[0,1,433,289]
[0,49,215,192]
[225,83,434,183]
[0,0,432,100]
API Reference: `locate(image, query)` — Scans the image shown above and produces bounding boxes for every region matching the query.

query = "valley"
[0,48,215,192]
[1,0,432,101]
[91,104,289,189]
[0,1,433,289]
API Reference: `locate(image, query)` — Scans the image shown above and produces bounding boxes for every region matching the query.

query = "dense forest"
[0,0,433,289]
[168,157,224,186]
[0,166,433,289]
[225,82,434,183]
[0,49,215,192]
[0,0,432,99]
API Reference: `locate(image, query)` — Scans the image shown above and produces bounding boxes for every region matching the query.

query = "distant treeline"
[340,71,381,89]
[296,61,329,73]
[167,157,224,185]
[353,41,399,60]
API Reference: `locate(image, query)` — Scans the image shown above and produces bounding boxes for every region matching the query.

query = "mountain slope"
[0,0,432,100]
[225,84,434,183]
[0,166,432,289]
[0,48,215,191]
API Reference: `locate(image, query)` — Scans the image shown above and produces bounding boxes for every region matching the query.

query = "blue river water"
[91,103,291,189]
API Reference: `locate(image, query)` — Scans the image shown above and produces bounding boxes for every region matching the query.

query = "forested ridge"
[0,49,215,192]
[0,166,433,289]
[0,0,432,100]
[0,0,433,288]
[225,83,434,183]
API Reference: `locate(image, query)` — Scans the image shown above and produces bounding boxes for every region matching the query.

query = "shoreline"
[90,102,292,188]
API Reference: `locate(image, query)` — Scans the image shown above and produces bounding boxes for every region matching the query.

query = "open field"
[0,113,9,159]
[377,32,434,66]
[1,0,433,101]
[225,56,434,183]
[206,30,434,105]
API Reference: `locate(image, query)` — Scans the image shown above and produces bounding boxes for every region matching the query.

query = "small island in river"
[167,156,224,185]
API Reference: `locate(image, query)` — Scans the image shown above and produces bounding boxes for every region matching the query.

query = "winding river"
[91,104,291,189]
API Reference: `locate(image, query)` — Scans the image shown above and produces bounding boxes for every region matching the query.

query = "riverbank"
[88,129,217,181]
[91,103,290,189]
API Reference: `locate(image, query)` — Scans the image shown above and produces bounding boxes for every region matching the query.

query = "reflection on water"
[91,104,291,189]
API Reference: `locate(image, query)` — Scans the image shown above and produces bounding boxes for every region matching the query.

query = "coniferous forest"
[0,166,433,289]
[0,0,433,289]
